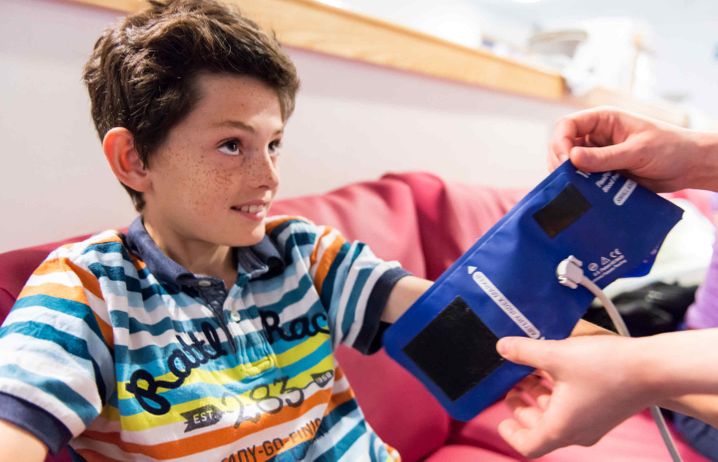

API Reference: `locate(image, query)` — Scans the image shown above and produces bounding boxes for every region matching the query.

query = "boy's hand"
[571,318,613,337]
[0,419,47,462]
[548,107,718,192]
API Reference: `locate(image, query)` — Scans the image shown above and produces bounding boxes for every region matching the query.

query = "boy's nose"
[248,150,279,190]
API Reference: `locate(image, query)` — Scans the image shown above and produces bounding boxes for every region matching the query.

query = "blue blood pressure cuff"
[384,161,683,421]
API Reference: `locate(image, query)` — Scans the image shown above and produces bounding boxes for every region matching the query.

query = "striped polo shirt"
[0,216,409,461]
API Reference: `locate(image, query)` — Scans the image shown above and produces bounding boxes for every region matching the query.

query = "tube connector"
[556,255,584,289]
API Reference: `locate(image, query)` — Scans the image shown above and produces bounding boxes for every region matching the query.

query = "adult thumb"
[570,143,633,173]
[496,336,552,369]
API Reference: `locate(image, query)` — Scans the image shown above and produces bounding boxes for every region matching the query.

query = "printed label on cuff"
[472,271,542,339]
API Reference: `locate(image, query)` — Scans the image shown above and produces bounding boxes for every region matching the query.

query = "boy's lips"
[230,200,270,221]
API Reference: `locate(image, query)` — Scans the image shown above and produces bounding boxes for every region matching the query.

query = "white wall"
[0,0,575,252]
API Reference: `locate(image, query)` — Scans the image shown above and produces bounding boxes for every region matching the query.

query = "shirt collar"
[124,217,285,289]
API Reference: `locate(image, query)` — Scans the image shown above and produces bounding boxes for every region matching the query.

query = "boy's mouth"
[232,204,266,214]
[230,201,270,221]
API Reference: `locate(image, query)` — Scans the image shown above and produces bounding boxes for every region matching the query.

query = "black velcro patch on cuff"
[533,183,591,238]
[403,296,504,401]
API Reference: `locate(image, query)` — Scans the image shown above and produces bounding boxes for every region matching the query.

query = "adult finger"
[547,136,589,170]
[550,118,580,163]
[496,337,555,370]
[498,418,555,458]
[513,374,551,406]
[504,387,541,426]
[523,379,553,410]
[513,373,543,392]
[550,108,612,158]
[570,142,634,173]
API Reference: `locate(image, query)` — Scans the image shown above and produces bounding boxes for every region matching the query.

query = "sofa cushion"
[450,403,709,461]
[425,444,519,461]
[383,172,525,280]
[271,175,427,276]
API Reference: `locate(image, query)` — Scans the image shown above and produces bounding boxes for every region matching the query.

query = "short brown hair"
[83,0,300,211]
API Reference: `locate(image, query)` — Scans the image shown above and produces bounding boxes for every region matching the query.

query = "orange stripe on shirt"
[17,280,114,348]
[66,260,104,300]
[60,261,113,348]
[243,389,356,462]
[93,312,114,349]
[324,389,355,416]
[334,366,345,382]
[232,415,325,462]
[129,253,147,270]
[82,388,334,460]
[313,233,345,295]
[20,261,114,347]
[31,258,103,301]
[309,228,333,266]
[19,282,87,303]
[265,216,304,233]
[32,258,68,276]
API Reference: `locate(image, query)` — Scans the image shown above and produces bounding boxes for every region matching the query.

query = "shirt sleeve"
[0,392,72,454]
[0,249,114,452]
[306,224,411,354]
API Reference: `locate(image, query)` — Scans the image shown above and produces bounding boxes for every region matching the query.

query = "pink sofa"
[0,172,709,462]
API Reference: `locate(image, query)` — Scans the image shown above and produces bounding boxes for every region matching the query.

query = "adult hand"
[548,107,718,192]
[495,335,656,458]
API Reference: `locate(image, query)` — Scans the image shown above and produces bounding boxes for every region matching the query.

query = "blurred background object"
[319,0,718,120]
[527,18,656,98]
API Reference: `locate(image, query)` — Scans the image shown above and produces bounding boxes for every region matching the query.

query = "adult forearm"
[632,329,718,401]
[691,130,718,191]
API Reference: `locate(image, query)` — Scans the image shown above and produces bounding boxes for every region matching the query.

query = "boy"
[0,1,431,460]
[0,1,601,460]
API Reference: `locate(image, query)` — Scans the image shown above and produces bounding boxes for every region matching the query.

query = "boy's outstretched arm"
[381,276,433,323]
[0,419,47,462]
[381,276,607,336]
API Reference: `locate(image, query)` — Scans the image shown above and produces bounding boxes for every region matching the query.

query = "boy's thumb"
[496,336,550,368]
[570,143,631,173]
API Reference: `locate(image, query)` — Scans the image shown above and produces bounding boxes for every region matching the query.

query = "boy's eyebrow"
[214,120,284,135]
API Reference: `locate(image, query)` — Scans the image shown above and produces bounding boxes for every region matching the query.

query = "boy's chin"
[225,225,266,248]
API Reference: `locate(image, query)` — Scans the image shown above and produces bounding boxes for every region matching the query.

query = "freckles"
[214,167,234,185]
[211,167,235,194]
[248,164,260,180]
[190,166,234,209]
[245,161,266,183]
[190,176,210,207]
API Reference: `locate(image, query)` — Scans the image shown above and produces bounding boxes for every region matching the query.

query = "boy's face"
[142,73,284,248]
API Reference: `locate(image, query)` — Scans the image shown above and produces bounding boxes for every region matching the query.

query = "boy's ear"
[102,127,151,193]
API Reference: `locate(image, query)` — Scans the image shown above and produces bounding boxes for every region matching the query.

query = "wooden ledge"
[67,0,689,126]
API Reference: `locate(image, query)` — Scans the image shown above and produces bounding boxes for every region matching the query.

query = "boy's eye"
[269,139,283,155]
[218,140,241,156]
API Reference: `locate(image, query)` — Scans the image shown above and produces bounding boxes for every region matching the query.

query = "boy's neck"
[142,218,237,290]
